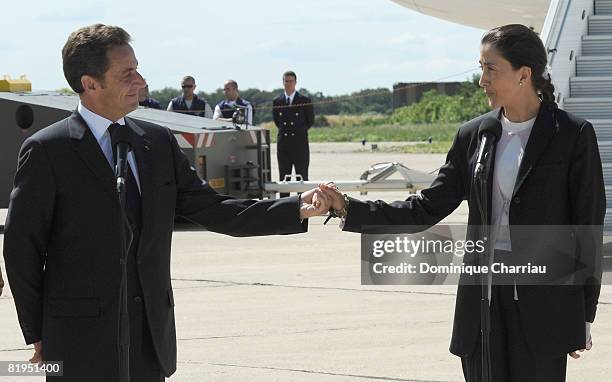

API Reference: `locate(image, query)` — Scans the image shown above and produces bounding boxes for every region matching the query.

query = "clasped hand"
[299,182,346,220]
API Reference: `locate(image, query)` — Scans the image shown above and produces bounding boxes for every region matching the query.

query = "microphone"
[110,125,135,382]
[110,126,135,194]
[15,104,34,130]
[472,117,501,382]
[474,117,502,179]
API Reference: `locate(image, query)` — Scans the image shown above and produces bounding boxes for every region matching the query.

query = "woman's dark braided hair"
[482,24,557,108]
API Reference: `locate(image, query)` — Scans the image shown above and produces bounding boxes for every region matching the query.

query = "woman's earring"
[519,80,523,86]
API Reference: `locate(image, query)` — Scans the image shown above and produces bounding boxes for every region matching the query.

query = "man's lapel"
[68,112,117,203]
[125,117,155,249]
[70,112,157,253]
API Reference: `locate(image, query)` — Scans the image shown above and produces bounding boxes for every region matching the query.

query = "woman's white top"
[492,114,536,251]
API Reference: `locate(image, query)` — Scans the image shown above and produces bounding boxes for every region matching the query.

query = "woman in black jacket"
[319,24,605,381]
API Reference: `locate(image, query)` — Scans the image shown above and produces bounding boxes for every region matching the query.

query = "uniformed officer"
[138,81,162,109]
[272,71,314,197]
[167,75,212,117]
[213,80,254,125]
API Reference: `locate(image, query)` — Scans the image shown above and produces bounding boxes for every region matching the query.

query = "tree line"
[389,75,490,124]
[150,76,488,126]
[149,87,393,126]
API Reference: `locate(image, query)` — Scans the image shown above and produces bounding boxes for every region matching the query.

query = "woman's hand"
[569,343,592,359]
[319,183,346,214]
[569,324,593,359]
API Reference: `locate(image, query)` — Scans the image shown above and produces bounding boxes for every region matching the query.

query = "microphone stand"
[474,156,493,382]
[115,145,133,382]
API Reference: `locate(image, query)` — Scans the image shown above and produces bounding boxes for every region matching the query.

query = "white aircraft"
[391,0,551,31]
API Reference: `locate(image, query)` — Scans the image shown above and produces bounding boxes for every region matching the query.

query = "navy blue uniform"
[217,98,253,118]
[216,98,254,124]
[169,94,209,117]
[139,97,162,109]
[272,92,314,196]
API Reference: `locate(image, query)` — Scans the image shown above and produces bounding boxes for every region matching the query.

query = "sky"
[1,0,486,95]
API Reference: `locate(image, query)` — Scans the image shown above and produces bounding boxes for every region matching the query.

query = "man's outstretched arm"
[167,128,328,236]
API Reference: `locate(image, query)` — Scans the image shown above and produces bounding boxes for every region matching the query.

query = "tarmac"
[0,142,610,381]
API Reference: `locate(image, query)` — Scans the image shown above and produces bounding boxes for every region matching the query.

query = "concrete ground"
[0,142,610,381]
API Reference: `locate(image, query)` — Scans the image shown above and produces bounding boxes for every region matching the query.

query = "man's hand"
[319,183,346,212]
[300,188,330,219]
[29,341,42,364]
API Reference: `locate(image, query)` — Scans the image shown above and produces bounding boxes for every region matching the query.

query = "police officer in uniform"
[138,81,162,109]
[272,71,314,197]
[213,80,254,125]
[167,75,212,117]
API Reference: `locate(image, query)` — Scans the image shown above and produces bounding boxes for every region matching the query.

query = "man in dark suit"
[2,24,328,382]
[272,71,314,197]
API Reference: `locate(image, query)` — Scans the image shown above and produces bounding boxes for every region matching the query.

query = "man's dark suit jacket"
[272,92,314,146]
[342,103,605,359]
[3,112,307,379]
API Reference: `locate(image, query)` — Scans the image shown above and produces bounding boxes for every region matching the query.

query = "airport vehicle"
[0,91,276,206]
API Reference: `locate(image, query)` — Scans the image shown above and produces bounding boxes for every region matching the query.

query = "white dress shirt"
[77,102,141,192]
[284,91,296,105]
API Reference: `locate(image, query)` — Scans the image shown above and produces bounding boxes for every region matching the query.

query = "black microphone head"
[15,104,34,130]
[111,125,135,148]
[478,117,502,141]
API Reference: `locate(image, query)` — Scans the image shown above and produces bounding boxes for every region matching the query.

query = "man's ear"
[81,74,101,93]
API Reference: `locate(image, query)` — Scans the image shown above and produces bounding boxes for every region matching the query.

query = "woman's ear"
[520,66,533,84]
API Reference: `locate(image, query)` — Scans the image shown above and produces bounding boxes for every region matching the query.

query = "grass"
[258,114,459,154]
[378,141,453,154]
[260,121,459,143]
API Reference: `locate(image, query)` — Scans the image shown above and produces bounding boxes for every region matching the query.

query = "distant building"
[393,82,462,110]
